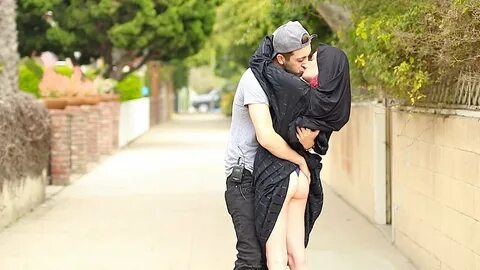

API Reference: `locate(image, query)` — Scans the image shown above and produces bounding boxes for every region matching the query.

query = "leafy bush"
[333,2,428,102]
[172,60,189,92]
[53,65,73,77]
[84,67,98,81]
[220,91,235,116]
[334,0,480,103]
[116,74,143,101]
[213,0,333,83]
[19,58,43,98]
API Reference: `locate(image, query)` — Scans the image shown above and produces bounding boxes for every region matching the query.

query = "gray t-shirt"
[225,68,269,176]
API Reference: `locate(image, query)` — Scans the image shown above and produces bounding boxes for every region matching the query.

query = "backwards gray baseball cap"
[272,21,316,56]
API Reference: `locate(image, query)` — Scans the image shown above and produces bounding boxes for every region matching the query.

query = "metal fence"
[421,72,480,110]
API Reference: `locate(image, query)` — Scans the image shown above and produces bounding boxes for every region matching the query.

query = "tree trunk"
[0,0,50,189]
[106,49,152,81]
[0,0,20,94]
[314,2,352,32]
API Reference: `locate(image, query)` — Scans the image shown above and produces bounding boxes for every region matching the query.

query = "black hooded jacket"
[248,35,351,249]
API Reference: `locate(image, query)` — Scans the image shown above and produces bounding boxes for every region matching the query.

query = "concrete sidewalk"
[0,113,416,270]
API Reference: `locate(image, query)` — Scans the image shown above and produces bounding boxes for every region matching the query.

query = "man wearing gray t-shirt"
[224,21,318,270]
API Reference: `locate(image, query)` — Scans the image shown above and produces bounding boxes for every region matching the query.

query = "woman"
[249,36,351,269]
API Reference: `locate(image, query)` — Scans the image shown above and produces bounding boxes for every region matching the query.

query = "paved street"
[0,114,416,270]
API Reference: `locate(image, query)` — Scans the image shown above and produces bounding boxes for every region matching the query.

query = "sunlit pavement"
[0,113,416,270]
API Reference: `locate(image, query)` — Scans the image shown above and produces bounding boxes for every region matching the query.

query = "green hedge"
[116,74,143,101]
[53,65,73,77]
[19,58,43,98]
[334,0,480,103]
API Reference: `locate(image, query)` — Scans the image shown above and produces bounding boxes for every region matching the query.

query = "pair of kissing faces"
[302,51,318,83]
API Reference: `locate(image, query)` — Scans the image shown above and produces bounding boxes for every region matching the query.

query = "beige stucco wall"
[0,173,46,229]
[323,103,480,270]
[391,108,480,270]
[322,104,378,223]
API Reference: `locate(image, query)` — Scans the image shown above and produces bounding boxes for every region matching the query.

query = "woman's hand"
[296,127,320,150]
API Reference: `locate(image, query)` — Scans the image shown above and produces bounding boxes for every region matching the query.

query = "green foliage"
[17,0,64,56]
[337,10,431,101]
[19,67,39,97]
[185,40,216,67]
[172,60,189,92]
[334,0,414,18]
[189,65,226,94]
[270,1,333,46]
[212,0,270,80]
[220,91,235,116]
[17,0,218,80]
[83,67,98,81]
[413,0,480,78]
[293,0,480,104]
[211,0,333,82]
[116,74,143,101]
[19,58,44,98]
[22,58,44,78]
[53,65,73,77]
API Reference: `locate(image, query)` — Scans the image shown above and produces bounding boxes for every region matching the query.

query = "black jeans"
[225,169,266,270]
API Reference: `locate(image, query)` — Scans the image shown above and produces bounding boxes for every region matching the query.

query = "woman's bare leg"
[266,172,299,270]
[287,172,309,270]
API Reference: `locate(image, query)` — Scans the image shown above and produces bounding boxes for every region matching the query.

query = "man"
[224,21,319,270]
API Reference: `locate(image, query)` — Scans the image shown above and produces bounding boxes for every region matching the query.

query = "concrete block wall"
[323,104,480,270]
[118,98,150,147]
[322,104,378,223]
[391,109,480,270]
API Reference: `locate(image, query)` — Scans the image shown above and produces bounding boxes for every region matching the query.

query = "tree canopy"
[21,0,479,104]
[17,0,218,80]
[188,0,332,84]
[296,0,480,103]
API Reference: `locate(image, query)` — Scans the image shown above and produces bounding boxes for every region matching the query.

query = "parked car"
[190,89,220,112]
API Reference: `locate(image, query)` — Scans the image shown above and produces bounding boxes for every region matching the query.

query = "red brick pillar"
[82,104,100,163]
[98,102,113,155]
[66,106,88,174]
[111,101,120,150]
[49,109,71,185]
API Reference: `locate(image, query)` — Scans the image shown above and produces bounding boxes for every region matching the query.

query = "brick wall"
[67,106,87,174]
[98,101,114,155]
[49,109,71,185]
[83,105,100,163]
[48,100,120,185]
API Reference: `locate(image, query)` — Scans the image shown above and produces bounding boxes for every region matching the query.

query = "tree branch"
[116,51,153,81]
[313,2,352,32]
